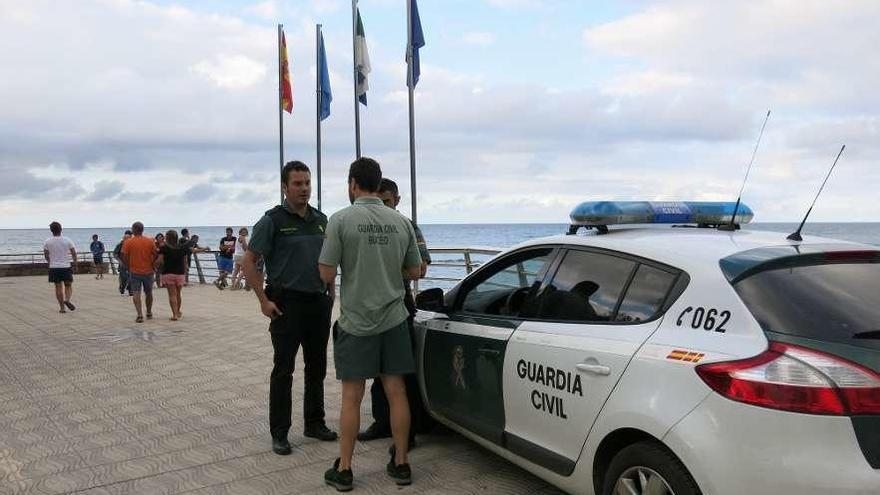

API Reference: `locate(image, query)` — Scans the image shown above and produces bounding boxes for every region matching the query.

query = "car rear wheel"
[602,441,700,495]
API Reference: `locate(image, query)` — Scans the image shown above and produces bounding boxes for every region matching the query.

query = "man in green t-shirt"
[359,178,432,444]
[319,158,422,491]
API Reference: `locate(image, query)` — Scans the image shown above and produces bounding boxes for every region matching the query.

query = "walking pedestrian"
[156,229,190,321]
[215,227,236,289]
[230,227,249,290]
[241,160,338,458]
[43,221,77,313]
[90,234,106,280]
[358,178,433,445]
[154,233,165,287]
[319,158,423,491]
[122,222,157,322]
[113,230,132,295]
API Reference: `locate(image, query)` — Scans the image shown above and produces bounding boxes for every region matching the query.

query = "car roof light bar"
[568,201,754,235]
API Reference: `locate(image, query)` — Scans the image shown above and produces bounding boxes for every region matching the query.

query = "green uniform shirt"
[319,196,422,336]
[411,220,431,265]
[248,202,327,293]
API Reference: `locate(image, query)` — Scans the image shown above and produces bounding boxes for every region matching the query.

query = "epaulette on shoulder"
[265,205,286,216]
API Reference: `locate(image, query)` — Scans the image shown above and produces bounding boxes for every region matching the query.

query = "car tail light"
[696,342,880,415]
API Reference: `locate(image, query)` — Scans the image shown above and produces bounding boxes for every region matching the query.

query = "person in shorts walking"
[242,160,338,458]
[122,221,157,322]
[319,158,423,491]
[43,221,77,313]
[215,228,236,289]
[90,234,106,280]
[157,229,190,321]
[230,227,249,290]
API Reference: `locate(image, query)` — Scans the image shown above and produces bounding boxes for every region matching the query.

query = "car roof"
[512,226,868,274]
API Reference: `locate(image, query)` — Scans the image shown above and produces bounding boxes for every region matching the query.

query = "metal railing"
[0,247,504,290]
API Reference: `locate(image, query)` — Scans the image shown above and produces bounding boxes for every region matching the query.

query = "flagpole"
[352,0,361,158]
[406,0,418,225]
[316,24,323,211]
[277,24,285,205]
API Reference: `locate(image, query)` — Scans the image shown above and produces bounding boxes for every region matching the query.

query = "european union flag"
[318,32,332,120]
[407,0,425,88]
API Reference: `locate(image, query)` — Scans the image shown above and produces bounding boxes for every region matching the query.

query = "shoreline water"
[0,223,878,256]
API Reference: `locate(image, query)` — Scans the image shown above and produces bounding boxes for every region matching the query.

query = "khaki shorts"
[333,319,415,380]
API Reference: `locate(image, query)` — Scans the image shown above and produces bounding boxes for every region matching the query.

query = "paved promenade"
[0,276,563,495]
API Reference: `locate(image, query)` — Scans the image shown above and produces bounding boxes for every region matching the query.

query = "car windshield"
[733,259,880,348]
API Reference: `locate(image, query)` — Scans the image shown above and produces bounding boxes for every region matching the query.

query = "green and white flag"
[355,8,371,105]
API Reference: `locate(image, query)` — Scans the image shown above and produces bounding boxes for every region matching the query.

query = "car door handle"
[576,363,611,375]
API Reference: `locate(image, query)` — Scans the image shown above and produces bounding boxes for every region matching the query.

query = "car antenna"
[719,109,771,232]
[787,144,846,242]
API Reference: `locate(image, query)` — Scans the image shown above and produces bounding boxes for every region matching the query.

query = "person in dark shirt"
[90,234,106,280]
[156,229,191,321]
[113,230,132,295]
[215,227,236,289]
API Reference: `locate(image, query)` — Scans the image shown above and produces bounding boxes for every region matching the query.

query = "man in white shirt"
[43,221,77,313]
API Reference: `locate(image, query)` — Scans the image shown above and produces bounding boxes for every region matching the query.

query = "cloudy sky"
[1,0,877,228]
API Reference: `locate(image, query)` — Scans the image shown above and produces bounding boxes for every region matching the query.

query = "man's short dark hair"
[132,221,144,235]
[281,160,310,185]
[92,234,98,240]
[348,157,382,193]
[225,227,233,233]
[378,178,399,197]
[181,228,189,236]
[49,221,62,235]
[124,230,133,236]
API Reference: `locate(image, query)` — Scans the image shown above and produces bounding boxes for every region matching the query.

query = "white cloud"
[462,32,496,47]
[484,0,541,8]
[243,1,278,19]
[191,54,267,90]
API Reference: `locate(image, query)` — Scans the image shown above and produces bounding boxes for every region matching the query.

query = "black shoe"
[272,437,292,455]
[387,436,417,455]
[324,458,353,492]
[386,446,412,486]
[304,423,338,441]
[357,422,391,441]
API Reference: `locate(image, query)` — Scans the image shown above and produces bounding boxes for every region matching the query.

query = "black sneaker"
[386,446,412,486]
[386,436,417,455]
[304,423,338,441]
[357,422,391,441]
[272,437,292,455]
[324,458,353,492]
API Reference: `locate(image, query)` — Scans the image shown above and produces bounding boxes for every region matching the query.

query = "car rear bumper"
[664,394,880,495]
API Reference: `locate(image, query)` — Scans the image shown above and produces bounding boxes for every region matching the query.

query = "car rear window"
[733,260,880,346]
[615,265,677,323]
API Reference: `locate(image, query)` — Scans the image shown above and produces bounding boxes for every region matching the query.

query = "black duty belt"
[266,285,327,301]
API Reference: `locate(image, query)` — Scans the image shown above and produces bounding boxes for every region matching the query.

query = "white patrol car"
[412,201,880,495]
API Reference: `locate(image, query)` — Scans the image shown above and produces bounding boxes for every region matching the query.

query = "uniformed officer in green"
[242,160,337,457]
[319,158,423,491]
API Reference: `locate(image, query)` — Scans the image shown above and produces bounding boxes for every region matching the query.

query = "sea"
[3,223,878,289]
[1,223,879,256]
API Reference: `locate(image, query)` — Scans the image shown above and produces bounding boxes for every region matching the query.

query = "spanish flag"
[280,31,293,113]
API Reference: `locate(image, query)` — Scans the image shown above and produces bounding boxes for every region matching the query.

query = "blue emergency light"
[569,201,754,234]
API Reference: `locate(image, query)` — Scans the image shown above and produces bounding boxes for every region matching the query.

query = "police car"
[413,201,880,495]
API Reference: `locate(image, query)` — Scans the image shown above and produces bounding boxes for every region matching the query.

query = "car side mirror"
[416,288,447,313]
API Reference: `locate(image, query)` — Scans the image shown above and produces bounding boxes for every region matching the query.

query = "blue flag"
[318,32,332,121]
[407,0,425,88]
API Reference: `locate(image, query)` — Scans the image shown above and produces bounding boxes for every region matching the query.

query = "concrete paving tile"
[0,277,559,495]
